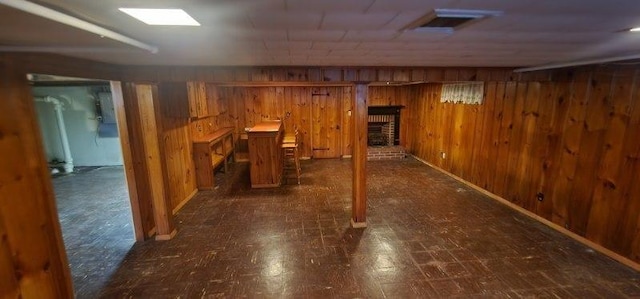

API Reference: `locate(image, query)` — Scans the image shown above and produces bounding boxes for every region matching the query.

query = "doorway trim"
[111,81,145,240]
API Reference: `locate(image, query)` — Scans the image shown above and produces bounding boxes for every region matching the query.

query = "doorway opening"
[29,74,135,297]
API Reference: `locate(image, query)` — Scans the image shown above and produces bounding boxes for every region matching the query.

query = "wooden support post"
[351,82,368,228]
[111,81,145,241]
[135,84,176,240]
[0,61,73,297]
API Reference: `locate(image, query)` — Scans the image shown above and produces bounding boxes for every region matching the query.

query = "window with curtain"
[440,82,484,104]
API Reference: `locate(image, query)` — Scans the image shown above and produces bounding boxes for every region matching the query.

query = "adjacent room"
[29,74,136,296]
[1,0,640,298]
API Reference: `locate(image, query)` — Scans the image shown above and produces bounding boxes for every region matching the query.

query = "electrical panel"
[96,92,118,137]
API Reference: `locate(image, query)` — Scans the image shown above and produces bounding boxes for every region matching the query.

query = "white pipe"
[0,0,158,54]
[514,53,640,73]
[36,96,74,173]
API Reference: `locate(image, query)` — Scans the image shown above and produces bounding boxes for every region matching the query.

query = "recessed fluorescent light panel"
[404,9,502,33]
[119,8,200,26]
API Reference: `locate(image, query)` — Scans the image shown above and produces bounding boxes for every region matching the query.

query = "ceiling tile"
[321,12,398,30]
[264,41,313,50]
[312,41,361,50]
[249,12,322,29]
[4,0,640,67]
[342,30,400,41]
[288,30,346,41]
[286,0,375,12]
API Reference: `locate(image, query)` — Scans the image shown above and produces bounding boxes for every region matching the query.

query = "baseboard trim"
[411,154,640,272]
[154,229,177,241]
[350,219,367,228]
[172,189,198,215]
[146,227,156,239]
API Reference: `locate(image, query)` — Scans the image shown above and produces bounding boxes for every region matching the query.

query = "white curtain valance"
[440,82,484,104]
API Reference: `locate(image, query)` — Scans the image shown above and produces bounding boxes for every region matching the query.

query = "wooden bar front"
[247,121,284,188]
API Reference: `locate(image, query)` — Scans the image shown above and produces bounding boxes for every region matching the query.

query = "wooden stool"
[282,128,301,184]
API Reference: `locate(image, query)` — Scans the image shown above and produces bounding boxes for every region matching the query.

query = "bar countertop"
[247,121,282,133]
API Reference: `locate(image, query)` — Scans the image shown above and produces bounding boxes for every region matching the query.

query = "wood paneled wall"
[191,85,414,159]
[407,66,640,263]
[212,86,354,158]
[156,83,198,212]
[119,65,536,84]
[0,61,73,298]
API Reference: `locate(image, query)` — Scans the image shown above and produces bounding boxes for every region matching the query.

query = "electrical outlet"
[441,152,446,159]
[536,192,544,202]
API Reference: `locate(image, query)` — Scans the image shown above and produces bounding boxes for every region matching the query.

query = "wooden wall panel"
[197,85,409,159]
[407,66,640,264]
[121,83,156,237]
[311,87,342,158]
[157,83,198,212]
[342,87,353,156]
[214,86,355,158]
[134,84,175,239]
[0,61,73,298]
[111,81,145,241]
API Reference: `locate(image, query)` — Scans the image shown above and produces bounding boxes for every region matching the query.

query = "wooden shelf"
[193,127,234,190]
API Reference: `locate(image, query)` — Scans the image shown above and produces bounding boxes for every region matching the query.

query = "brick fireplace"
[367,106,406,160]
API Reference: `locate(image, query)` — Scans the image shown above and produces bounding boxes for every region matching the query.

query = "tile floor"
[52,166,135,298]
[58,159,640,298]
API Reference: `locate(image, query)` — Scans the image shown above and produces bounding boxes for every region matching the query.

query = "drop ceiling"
[2,0,640,67]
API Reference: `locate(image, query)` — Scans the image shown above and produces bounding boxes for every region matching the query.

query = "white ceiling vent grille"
[404,9,502,33]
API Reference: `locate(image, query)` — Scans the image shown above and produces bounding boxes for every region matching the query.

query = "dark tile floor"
[62,158,639,298]
[52,166,135,298]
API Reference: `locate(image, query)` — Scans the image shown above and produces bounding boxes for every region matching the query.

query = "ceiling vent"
[404,9,502,33]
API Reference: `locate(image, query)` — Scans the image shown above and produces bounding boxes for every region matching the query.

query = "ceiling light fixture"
[119,8,200,26]
[0,0,158,53]
[403,8,503,33]
[630,27,640,32]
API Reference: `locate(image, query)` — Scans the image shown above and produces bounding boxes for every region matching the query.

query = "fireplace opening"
[367,106,403,147]
[368,122,388,146]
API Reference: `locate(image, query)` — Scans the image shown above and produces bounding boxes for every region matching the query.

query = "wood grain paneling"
[111,81,145,241]
[157,83,197,212]
[134,84,176,240]
[0,61,73,298]
[121,83,156,238]
[352,83,368,226]
[216,86,348,158]
[311,87,342,158]
[407,66,640,265]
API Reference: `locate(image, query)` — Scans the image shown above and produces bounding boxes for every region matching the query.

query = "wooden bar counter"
[247,121,284,188]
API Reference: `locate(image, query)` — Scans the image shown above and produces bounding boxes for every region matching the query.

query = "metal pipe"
[514,53,640,73]
[35,96,74,173]
[0,0,158,53]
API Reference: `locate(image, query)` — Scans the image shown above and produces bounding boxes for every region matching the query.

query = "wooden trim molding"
[172,189,198,215]
[111,81,145,241]
[351,83,368,226]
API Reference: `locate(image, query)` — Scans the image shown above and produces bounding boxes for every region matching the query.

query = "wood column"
[111,81,145,241]
[351,82,368,227]
[0,61,73,297]
[135,84,176,240]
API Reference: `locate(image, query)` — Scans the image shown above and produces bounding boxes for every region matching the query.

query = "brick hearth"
[367,145,406,160]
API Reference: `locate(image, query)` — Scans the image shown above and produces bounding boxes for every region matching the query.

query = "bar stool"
[282,127,301,184]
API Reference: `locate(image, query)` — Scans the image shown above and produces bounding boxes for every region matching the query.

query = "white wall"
[32,85,123,166]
